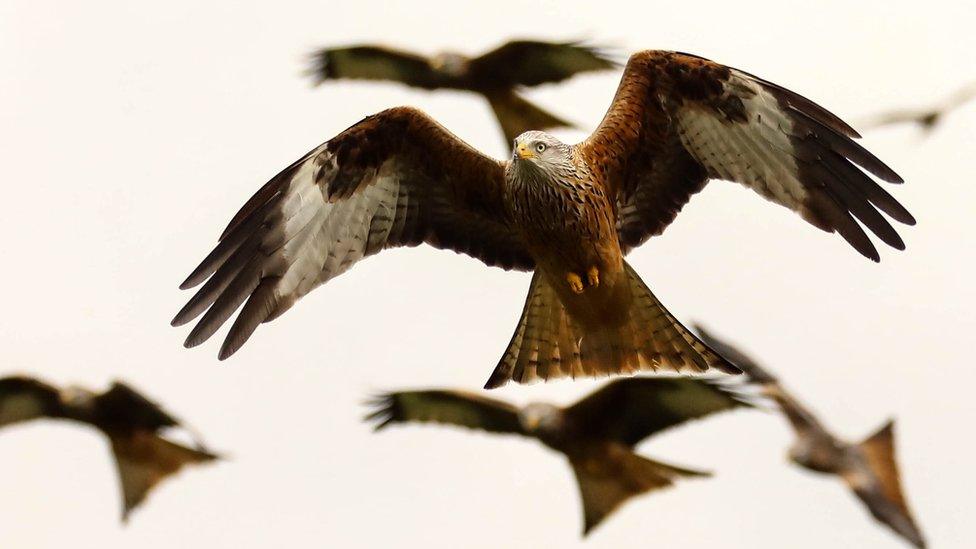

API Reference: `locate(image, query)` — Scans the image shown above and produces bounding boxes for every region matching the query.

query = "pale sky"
[1,1,973,547]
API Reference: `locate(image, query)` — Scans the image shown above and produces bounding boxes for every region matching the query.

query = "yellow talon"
[567,272,585,294]
[587,266,600,288]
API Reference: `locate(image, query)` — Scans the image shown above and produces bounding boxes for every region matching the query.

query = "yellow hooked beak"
[515,143,535,160]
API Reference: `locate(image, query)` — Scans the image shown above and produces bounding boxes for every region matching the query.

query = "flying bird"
[693,325,926,548]
[857,80,976,133]
[307,40,618,145]
[174,50,913,388]
[367,377,753,535]
[0,376,219,521]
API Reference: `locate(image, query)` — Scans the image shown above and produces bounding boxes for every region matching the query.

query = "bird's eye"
[535,143,547,153]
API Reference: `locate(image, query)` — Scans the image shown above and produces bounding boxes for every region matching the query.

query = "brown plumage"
[308,40,619,144]
[367,377,754,535]
[175,50,912,388]
[694,325,926,549]
[0,376,218,521]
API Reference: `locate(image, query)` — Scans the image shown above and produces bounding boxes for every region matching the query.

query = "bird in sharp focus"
[174,50,913,388]
[0,376,219,521]
[307,39,619,145]
[694,325,926,549]
[367,376,754,535]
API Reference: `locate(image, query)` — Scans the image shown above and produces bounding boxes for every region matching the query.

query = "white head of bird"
[511,131,573,170]
[518,402,564,436]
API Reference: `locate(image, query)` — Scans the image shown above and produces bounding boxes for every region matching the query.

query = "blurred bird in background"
[307,39,619,145]
[0,376,219,521]
[694,326,926,548]
[857,81,976,133]
[367,377,755,535]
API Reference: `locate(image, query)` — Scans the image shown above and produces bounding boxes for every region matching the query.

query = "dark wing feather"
[173,107,533,359]
[578,50,913,261]
[469,40,618,88]
[365,390,526,435]
[692,324,828,437]
[94,383,180,432]
[0,376,63,426]
[307,45,450,89]
[564,377,753,446]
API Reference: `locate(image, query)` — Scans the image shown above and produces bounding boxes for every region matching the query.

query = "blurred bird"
[307,40,619,145]
[367,377,754,535]
[175,51,912,388]
[857,81,976,133]
[694,326,926,548]
[0,376,219,521]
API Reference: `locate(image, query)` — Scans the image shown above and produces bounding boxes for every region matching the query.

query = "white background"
[1,1,973,547]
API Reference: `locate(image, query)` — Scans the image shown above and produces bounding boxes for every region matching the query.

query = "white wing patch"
[675,75,808,210]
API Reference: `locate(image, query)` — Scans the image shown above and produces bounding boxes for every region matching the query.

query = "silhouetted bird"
[694,325,926,548]
[367,377,753,535]
[0,376,218,521]
[307,39,618,144]
[857,81,976,133]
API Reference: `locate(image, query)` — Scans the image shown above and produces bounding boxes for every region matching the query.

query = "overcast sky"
[1,1,973,547]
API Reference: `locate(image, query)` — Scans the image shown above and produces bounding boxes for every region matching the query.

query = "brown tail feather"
[484,260,739,388]
[109,432,219,522]
[571,446,709,535]
[854,420,927,547]
[485,90,574,144]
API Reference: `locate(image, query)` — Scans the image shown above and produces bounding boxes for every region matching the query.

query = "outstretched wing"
[0,376,62,427]
[578,50,914,261]
[692,324,828,438]
[565,377,753,446]
[469,40,619,88]
[307,45,450,89]
[173,107,533,359]
[366,390,525,435]
[95,383,180,432]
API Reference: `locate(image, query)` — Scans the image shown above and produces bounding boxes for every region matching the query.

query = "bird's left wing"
[578,50,914,261]
[0,376,62,427]
[173,107,533,359]
[469,40,618,88]
[366,390,526,435]
[564,377,753,446]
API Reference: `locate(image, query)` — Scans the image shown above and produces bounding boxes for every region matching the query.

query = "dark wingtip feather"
[362,393,397,430]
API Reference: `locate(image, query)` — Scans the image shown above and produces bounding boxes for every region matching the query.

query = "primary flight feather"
[174,50,913,387]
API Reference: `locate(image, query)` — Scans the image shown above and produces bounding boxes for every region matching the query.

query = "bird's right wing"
[470,40,618,87]
[307,45,449,89]
[366,390,526,435]
[564,377,754,446]
[173,107,533,359]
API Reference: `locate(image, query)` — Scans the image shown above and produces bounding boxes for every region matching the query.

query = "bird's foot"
[586,266,600,288]
[566,272,585,294]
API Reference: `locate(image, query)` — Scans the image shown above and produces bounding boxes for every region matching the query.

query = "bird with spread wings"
[367,377,754,535]
[694,325,927,548]
[174,50,913,387]
[308,40,618,145]
[0,376,219,521]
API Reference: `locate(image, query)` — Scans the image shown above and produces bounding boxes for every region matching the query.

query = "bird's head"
[511,131,572,169]
[518,402,563,436]
[429,52,467,77]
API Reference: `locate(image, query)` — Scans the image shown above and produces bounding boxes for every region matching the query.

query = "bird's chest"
[509,177,616,257]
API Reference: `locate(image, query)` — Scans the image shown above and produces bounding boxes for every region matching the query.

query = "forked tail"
[109,431,219,521]
[571,447,709,535]
[485,260,739,388]
[485,90,574,144]
[855,420,927,548]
